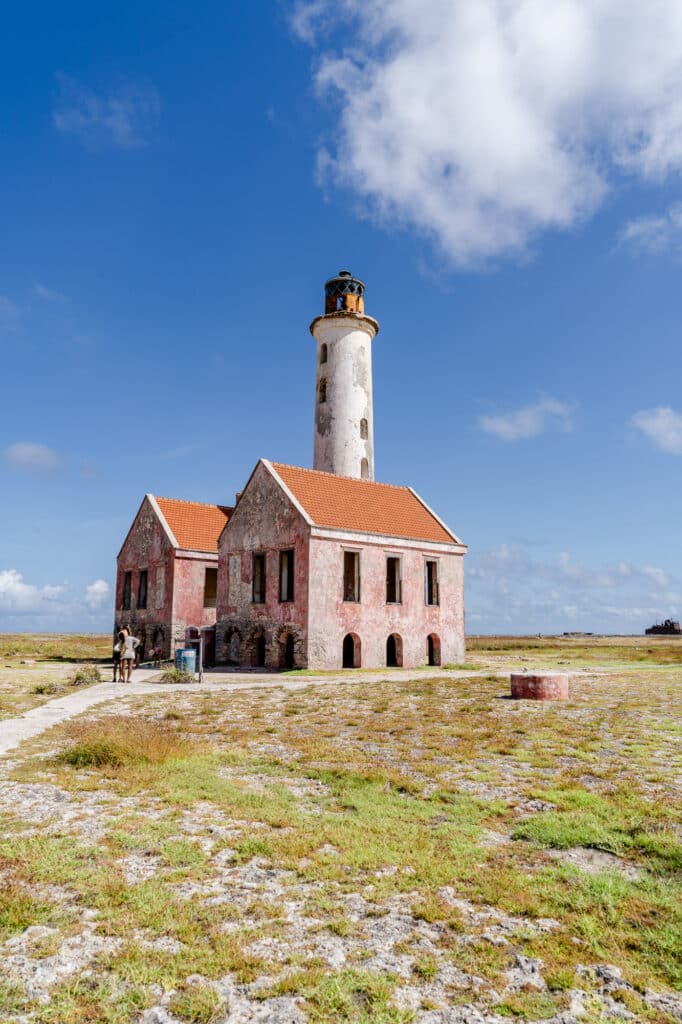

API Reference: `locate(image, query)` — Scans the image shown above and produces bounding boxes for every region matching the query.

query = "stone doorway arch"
[253,630,266,668]
[225,628,241,666]
[342,633,361,668]
[279,632,295,670]
[427,633,441,667]
[386,633,403,668]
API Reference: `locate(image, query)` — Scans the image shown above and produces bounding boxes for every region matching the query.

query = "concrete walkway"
[0,666,498,759]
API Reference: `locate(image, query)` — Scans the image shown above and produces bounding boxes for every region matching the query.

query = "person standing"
[120,630,139,683]
[112,637,122,682]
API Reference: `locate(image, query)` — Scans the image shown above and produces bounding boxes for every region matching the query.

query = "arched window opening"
[320,343,328,364]
[386,633,403,668]
[342,632,361,668]
[319,378,327,404]
[360,418,368,440]
[360,458,369,480]
[427,634,441,667]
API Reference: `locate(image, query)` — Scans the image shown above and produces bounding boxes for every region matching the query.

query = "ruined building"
[115,271,467,669]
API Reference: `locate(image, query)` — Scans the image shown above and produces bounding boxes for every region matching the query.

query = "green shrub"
[68,664,102,687]
[31,682,60,695]
[160,667,195,684]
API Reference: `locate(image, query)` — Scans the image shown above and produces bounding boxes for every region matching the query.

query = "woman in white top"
[119,630,139,683]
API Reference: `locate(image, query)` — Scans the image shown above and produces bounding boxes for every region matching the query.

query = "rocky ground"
[0,639,680,1023]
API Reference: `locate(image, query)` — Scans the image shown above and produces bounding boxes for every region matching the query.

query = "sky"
[1,0,682,636]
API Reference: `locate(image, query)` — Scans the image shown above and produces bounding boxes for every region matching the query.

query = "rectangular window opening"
[122,571,132,610]
[138,569,148,610]
[343,551,360,603]
[386,556,402,604]
[203,567,218,608]
[252,553,266,604]
[425,560,439,606]
[279,549,295,602]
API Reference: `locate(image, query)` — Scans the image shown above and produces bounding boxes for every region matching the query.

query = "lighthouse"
[310,270,380,480]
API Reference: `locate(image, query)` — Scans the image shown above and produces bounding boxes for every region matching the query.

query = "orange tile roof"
[154,497,232,552]
[270,463,458,544]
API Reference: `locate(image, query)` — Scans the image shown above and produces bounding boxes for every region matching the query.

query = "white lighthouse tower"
[310,270,380,480]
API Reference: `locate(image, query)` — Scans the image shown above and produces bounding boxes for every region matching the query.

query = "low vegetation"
[67,663,102,687]
[160,666,196,684]
[0,634,109,720]
[468,633,682,666]
[0,635,680,1023]
[0,633,110,664]
[56,716,200,768]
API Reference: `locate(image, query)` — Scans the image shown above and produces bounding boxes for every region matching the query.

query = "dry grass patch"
[0,633,110,664]
[57,715,200,768]
[468,633,682,667]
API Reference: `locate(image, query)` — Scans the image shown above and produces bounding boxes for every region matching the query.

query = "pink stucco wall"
[172,553,219,636]
[307,533,465,669]
[215,462,310,668]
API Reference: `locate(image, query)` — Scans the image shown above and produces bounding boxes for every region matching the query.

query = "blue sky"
[2,0,682,635]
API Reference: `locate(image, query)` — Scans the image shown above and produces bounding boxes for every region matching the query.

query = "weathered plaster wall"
[215,463,310,668]
[172,553,219,648]
[115,497,176,657]
[307,532,465,669]
[312,315,376,480]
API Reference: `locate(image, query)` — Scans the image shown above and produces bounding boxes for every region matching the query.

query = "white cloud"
[85,579,110,609]
[0,569,65,615]
[294,0,682,266]
[468,544,677,633]
[479,398,573,441]
[0,295,18,316]
[33,283,68,303]
[3,442,62,473]
[620,203,682,253]
[632,406,682,455]
[53,74,160,149]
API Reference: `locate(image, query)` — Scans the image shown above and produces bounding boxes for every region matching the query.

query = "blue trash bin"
[175,648,196,675]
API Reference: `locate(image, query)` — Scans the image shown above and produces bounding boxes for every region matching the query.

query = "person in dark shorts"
[112,637,122,682]
[135,635,144,668]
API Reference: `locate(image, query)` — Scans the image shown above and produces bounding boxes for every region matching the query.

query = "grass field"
[0,635,109,720]
[468,634,682,668]
[0,634,680,1023]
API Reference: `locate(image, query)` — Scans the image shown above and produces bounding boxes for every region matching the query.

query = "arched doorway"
[342,633,361,668]
[386,633,403,668]
[427,634,441,667]
[253,631,266,668]
[152,627,165,658]
[280,633,295,670]
[226,629,241,666]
